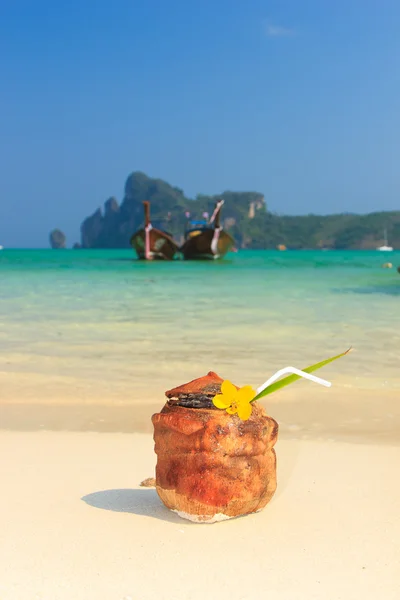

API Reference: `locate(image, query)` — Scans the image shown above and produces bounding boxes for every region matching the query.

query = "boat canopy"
[188,220,208,228]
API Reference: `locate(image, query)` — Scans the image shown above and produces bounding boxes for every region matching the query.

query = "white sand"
[0,431,399,600]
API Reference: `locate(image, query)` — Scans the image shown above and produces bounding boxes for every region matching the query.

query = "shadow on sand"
[81,488,185,523]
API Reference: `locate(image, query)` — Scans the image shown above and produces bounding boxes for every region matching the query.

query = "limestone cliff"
[49,229,66,249]
[74,171,400,249]
[79,172,265,249]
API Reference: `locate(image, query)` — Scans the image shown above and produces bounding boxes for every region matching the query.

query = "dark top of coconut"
[165,371,238,409]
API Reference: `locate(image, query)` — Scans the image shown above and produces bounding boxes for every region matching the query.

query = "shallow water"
[1,249,399,409]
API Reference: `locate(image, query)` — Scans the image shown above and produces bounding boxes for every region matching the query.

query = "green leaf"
[251,348,352,403]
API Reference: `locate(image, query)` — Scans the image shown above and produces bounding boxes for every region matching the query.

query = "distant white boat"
[377,229,393,252]
[0,245,3,250]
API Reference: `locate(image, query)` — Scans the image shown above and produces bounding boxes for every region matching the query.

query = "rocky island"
[53,172,400,249]
[79,172,265,249]
[49,229,66,249]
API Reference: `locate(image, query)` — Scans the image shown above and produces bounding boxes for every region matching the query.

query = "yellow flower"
[212,380,256,420]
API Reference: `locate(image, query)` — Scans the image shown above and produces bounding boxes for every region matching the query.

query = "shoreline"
[1,387,400,445]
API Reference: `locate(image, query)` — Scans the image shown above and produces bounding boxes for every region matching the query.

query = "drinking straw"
[256,367,331,395]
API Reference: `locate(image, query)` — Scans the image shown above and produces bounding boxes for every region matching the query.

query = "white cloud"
[265,23,294,38]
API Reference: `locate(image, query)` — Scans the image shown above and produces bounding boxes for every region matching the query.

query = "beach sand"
[1,431,399,600]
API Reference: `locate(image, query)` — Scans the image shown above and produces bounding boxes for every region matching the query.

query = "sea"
[1,249,399,440]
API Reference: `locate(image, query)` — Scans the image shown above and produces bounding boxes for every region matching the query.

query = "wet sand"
[1,385,400,444]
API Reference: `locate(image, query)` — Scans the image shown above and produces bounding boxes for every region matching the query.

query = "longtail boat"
[180,200,234,260]
[130,201,179,260]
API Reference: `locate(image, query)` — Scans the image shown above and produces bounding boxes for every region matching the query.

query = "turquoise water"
[1,249,400,405]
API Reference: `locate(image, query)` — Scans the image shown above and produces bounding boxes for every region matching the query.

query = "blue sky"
[1,0,400,247]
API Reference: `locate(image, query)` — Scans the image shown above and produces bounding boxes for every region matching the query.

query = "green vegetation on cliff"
[76,172,400,249]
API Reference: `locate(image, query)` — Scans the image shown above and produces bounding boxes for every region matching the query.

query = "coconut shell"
[152,400,278,523]
[165,370,239,409]
[165,371,225,398]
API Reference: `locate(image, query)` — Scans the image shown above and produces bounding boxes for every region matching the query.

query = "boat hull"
[130,228,179,260]
[180,228,234,260]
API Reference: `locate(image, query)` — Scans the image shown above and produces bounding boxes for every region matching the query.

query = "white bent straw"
[256,366,332,395]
